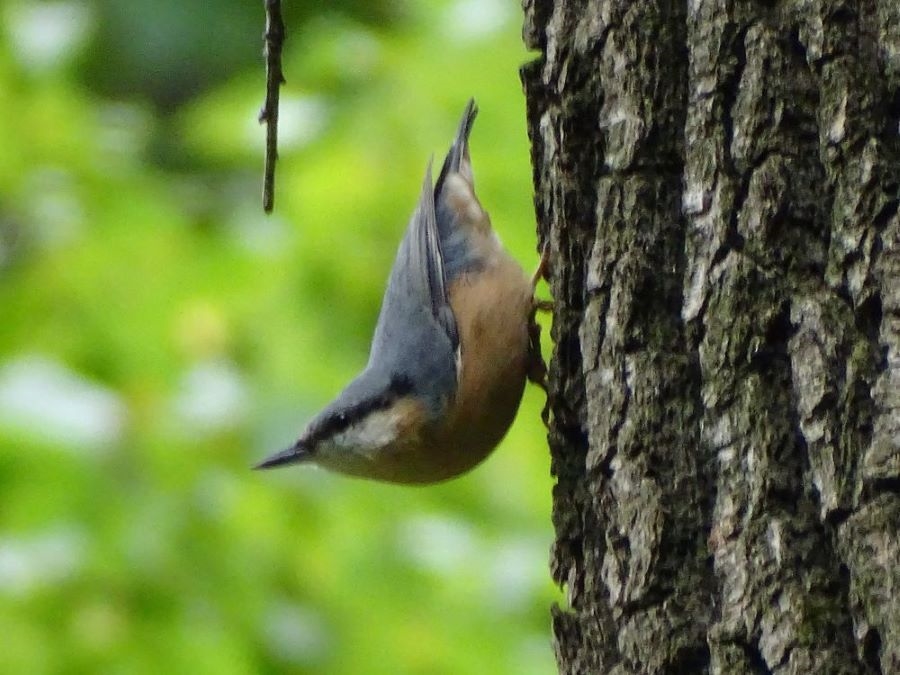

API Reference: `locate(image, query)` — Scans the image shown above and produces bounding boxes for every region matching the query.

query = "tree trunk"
[521,0,900,673]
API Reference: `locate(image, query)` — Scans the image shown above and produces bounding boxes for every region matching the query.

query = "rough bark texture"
[521,0,899,673]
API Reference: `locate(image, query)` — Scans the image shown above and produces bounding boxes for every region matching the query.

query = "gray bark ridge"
[522,0,900,673]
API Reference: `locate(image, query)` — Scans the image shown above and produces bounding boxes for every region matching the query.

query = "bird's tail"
[435,98,478,191]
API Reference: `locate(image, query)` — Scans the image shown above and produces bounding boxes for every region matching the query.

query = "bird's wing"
[385,99,479,352]
[412,160,458,347]
[368,159,460,414]
[367,102,489,412]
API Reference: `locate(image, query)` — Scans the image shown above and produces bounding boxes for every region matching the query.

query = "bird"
[254,99,548,484]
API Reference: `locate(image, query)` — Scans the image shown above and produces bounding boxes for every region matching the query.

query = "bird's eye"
[390,374,414,396]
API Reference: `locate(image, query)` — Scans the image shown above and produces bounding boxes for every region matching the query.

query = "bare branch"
[259,0,285,213]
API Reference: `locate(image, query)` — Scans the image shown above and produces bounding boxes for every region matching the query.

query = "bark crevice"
[524,0,900,672]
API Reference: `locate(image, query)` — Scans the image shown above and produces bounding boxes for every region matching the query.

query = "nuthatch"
[255,99,548,484]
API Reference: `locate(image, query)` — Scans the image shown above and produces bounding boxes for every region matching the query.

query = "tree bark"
[521,0,900,673]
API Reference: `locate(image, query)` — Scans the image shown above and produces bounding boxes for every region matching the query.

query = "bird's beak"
[253,442,310,470]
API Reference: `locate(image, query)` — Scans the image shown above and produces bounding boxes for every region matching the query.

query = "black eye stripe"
[307,375,415,444]
[389,374,413,397]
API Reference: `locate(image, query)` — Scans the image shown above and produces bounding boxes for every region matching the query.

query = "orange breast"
[431,250,533,478]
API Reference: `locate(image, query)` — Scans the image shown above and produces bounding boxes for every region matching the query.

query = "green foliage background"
[0,0,558,673]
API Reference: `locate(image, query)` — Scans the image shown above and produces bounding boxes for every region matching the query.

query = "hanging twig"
[259,0,285,213]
